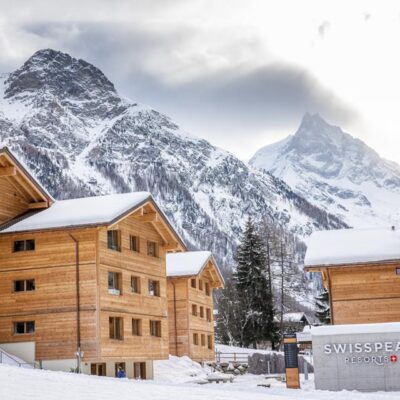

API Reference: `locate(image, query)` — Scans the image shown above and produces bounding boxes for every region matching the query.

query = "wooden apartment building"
[166,251,224,362]
[305,227,400,325]
[0,147,186,379]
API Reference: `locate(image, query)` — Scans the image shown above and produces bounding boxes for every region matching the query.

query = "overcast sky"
[1,0,400,161]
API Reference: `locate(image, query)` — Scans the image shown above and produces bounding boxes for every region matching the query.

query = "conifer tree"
[233,218,278,348]
[315,288,331,324]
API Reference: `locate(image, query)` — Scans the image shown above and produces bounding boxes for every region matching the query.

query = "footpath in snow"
[1,356,400,400]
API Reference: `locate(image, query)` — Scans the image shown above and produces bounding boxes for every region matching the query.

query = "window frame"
[109,317,124,340]
[191,279,196,289]
[132,318,142,336]
[131,276,141,294]
[193,333,199,345]
[192,304,197,316]
[13,279,35,293]
[205,282,210,296]
[107,230,121,252]
[207,335,213,349]
[199,306,204,318]
[108,271,122,295]
[130,235,140,252]
[13,321,35,335]
[147,241,158,258]
[201,334,206,347]
[148,279,160,297]
[13,239,35,253]
[206,308,212,322]
[149,320,162,337]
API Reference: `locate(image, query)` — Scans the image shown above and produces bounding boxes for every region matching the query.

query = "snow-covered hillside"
[0,49,346,278]
[250,113,400,229]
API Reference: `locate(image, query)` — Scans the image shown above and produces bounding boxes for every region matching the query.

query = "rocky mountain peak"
[4,49,125,119]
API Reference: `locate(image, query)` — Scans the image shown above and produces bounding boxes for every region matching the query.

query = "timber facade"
[0,147,191,379]
[305,227,400,326]
[167,252,223,362]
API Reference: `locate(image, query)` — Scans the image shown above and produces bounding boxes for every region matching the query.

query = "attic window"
[13,240,35,252]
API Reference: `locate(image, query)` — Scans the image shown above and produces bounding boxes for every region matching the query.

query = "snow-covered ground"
[1,356,400,400]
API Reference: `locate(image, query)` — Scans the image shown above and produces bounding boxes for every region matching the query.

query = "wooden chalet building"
[166,251,224,362]
[305,227,400,325]
[0,147,186,379]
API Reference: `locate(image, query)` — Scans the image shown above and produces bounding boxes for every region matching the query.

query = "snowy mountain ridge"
[250,113,400,228]
[0,49,346,301]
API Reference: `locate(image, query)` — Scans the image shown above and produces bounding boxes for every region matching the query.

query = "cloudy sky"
[1,0,400,161]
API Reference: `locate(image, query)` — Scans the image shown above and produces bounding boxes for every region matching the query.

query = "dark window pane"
[14,322,25,334]
[26,321,35,333]
[14,280,25,292]
[131,276,139,293]
[26,279,35,291]
[107,231,120,251]
[13,241,25,252]
[108,272,114,290]
[147,241,157,257]
[130,236,139,252]
[25,240,35,251]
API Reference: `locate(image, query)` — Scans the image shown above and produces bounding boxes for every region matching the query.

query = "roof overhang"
[0,147,54,206]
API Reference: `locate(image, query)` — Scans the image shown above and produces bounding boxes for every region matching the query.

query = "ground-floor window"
[207,335,213,349]
[91,363,106,376]
[133,362,146,379]
[115,362,126,378]
[13,321,35,335]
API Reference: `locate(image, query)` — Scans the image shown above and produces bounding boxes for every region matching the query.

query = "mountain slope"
[250,113,400,228]
[0,50,346,279]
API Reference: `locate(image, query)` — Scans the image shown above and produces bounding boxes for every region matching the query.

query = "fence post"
[304,359,308,381]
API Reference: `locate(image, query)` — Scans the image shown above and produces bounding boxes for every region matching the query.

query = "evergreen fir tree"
[233,218,278,348]
[315,288,331,324]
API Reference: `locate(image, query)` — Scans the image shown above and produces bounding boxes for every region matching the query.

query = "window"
[193,333,199,345]
[199,306,204,318]
[206,308,212,322]
[14,321,35,335]
[108,272,122,295]
[134,362,146,379]
[14,279,35,292]
[207,335,213,349]
[109,317,123,340]
[130,235,139,252]
[149,320,162,337]
[115,362,126,377]
[132,319,142,336]
[107,230,121,251]
[205,282,210,296]
[191,279,196,289]
[13,239,35,252]
[198,280,203,290]
[192,304,197,316]
[148,280,160,297]
[396,267,400,275]
[147,241,157,257]
[131,276,140,293]
[91,363,106,376]
[201,334,206,346]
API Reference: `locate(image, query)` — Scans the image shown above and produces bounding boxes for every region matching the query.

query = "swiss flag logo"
[390,355,398,363]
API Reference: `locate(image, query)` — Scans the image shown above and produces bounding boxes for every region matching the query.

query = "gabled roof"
[166,251,224,287]
[0,192,187,249]
[305,227,400,268]
[0,147,54,204]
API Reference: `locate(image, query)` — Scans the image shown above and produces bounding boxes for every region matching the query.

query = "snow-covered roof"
[283,312,309,323]
[1,192,152,233]
[166,251,224,285]
[305,227,400,267]
[312,322,400,336]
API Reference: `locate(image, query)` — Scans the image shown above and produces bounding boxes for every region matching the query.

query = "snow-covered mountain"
[0,50,345,277]
[250,113,400,228]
